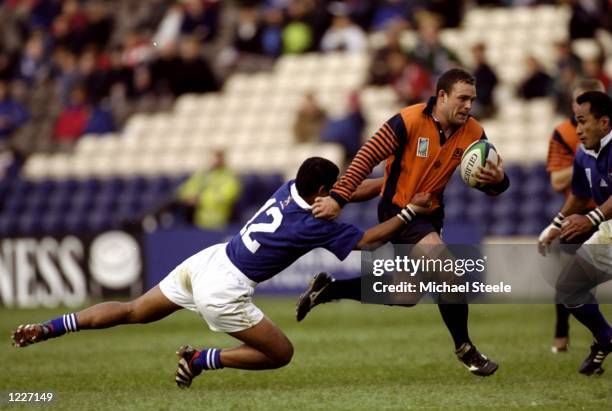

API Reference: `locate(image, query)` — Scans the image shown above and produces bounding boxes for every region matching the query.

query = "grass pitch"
[1,300,611,410]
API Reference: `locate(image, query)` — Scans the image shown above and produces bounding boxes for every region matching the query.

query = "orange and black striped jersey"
[330,97,491,211]
[546,119,579,173]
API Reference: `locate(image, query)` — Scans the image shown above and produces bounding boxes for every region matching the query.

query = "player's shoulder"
[398,103,430,126]
[574,145,589,163]
[464,116,484,134]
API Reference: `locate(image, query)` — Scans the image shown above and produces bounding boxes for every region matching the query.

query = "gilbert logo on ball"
[460,140,498,188]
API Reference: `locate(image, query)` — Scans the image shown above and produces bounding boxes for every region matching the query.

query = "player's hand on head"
[560,214,592,241]
[473,156,505,185]
[312,196,340,220]
[537,224,561,256]
[408,192,432,214]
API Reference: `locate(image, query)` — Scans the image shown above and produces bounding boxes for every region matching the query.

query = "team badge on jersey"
[417,137,429,158]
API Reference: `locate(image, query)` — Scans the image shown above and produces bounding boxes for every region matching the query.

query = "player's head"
[435,68,476,126]
[571,78,605,115]
[575,91,612,150]
[295,157,339,200]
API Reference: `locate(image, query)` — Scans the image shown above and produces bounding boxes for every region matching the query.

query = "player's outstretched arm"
[355,193,431,250]
[351,178,384,202]
[313,178,385,218]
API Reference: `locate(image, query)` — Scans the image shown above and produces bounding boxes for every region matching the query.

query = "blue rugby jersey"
[572,131,612,205]
[226,180,364,283]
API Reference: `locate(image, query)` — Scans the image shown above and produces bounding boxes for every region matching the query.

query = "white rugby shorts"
[159,243,264,332]
[577,220,612,274]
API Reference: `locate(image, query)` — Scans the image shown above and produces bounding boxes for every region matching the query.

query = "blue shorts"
[378,200,443,244]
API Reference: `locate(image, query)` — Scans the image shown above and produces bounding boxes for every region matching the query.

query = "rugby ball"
[460,140,498,188]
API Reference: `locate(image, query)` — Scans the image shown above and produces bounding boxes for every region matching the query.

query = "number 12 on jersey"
[240,199,284,253]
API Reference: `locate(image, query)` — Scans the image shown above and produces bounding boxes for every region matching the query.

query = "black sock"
[320,277,362,302]
[555,304,570,338]
[568,304,612,345]
[438,304,471,349]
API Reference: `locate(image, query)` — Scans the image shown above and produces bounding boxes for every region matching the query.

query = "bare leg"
[12,286,182,347]
[222,316,294,370]
[77,285,181,329]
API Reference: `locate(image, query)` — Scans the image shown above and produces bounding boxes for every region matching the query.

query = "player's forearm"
[357,216,405,250]
[331,127,398,206]
[550,167,572,192]
[350,178,384,203]
[560,194,590,216]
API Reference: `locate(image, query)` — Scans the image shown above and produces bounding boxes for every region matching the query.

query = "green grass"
[1,301,611,410]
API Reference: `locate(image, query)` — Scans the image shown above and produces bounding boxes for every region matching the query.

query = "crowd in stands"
[0,0,609,231]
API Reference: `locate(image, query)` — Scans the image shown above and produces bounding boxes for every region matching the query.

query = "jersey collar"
[290,183,312,210]
[582,129,612,159]
[423,96,436,115]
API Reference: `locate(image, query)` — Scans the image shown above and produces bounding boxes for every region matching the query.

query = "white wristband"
[397,205,416,224]
[586,208,605,226]
[551,212,565,229]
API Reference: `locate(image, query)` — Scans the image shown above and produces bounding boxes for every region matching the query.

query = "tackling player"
[539,91,612,375]
[297,69,509,377]
[11,157,431,388]
[545,79,605,353]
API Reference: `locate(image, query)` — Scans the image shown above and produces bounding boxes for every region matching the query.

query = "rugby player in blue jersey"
[11,157,432,388]
[538,91,612,375]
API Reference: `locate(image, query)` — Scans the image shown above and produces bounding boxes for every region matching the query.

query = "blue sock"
[569,304,612,345]
[191,348,223,373]
[44,313,79,338]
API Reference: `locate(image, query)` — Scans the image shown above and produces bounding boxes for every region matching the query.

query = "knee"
[272,340,294,368]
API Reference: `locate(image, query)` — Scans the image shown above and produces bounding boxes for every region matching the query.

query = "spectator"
[370,0,412,32]
[471,43,498,119]
[388,51,433,105]
[320,2,367,53]
[176,150,242,229]
[16,31,48,85]
[180,0,220,42]
[84,102,115,135]
[82,1,114,52]
[232,6,264,56]
[568,0,601,39]
[175,36,219,95]
[150,41,182,96]
[411,11,460,76]
[517,56,553,100]
[52,48,81,105]
[582,57,610,92]
[293,91,327,143]
[0,79,29,141]
[368,23,408,85]
[261,7,284,58]
[554,41,582,74]
[321,90,365,161]
[53,85,90,143]
[282,1,316,54]
[553,63,581,117]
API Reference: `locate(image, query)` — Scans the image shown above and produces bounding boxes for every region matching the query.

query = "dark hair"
[295,157,339,197]
[576,91,612,123]
[435,68,475,95]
